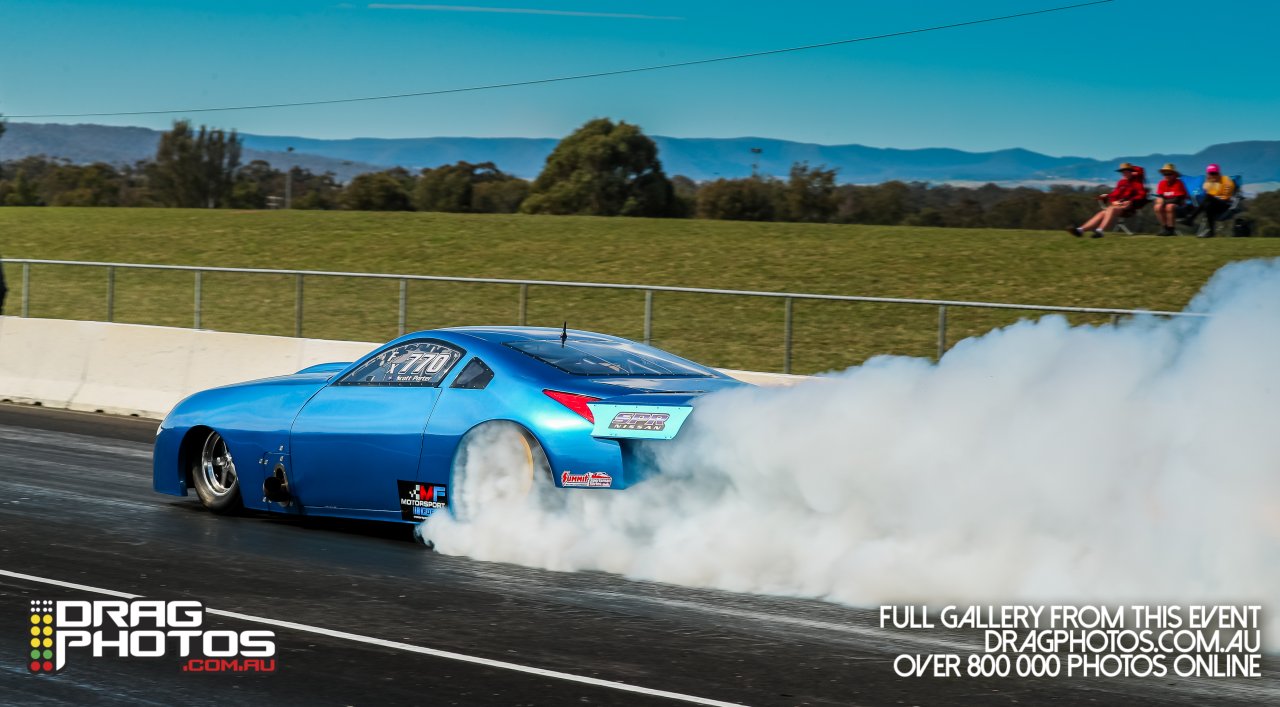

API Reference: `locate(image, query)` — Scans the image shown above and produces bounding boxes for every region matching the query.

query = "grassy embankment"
[3,207,1277,373]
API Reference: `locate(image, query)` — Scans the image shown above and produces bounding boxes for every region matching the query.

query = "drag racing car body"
[153,327,743,523]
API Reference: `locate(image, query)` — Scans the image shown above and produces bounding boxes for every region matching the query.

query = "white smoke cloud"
[422,258,1280,644]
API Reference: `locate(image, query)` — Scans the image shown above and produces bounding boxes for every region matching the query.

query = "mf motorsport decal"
[25,599,275,674]
[560,471,613,488]
[398,480,448,520]
[608,412,669,432]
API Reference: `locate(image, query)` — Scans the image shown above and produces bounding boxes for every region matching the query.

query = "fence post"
[294,274,304,338]
[937,305,948,361]
[106,266,115,322]
[21,262,30,317]
[398,279,407,337]
[518,284,528,326]
[194,271,203,329]
[783,297,793,374]
[643,290,653,346]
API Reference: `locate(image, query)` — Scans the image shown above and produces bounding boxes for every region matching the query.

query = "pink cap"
[1206,163,1221,173]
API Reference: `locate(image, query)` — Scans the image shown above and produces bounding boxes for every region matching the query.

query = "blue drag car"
[153,327,743,523]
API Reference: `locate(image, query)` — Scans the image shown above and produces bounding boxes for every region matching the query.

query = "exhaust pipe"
[263,464,292,504]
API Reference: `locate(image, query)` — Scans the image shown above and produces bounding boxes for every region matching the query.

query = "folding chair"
[1111,198,1151,235]
[1182,175,1246,236]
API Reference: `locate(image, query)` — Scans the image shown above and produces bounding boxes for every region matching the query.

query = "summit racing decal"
[608,412,669,432]
[560,471,613,488]
[398,480,448,520]
[24,599,275,674]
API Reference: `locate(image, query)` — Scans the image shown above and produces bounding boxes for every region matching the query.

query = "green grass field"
[3,207,1278,373]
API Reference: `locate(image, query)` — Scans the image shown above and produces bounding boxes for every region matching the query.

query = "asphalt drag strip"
[0,403,1275,706]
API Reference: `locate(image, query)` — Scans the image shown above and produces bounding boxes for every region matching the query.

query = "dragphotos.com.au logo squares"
[25,599,276,674]
[27,600,56,672]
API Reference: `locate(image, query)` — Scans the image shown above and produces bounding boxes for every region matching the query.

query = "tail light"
[544,390,600,423]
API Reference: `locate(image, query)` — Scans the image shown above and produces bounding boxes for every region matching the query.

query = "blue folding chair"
[1182,174,1246,236]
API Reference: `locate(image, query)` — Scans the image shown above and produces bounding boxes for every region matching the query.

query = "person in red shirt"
[1068,162,1149,238]
[1153,163,1188,236]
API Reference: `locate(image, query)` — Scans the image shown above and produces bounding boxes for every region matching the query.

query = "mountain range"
[2,122,1277,189]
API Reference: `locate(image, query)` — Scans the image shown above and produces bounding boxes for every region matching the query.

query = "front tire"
[191,430,243,514]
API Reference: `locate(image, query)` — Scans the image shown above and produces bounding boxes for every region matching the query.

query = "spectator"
[0,257,7,316]
[1153,163,1188,236]
[1068,162,1148,238]
[1182,164,1237,238]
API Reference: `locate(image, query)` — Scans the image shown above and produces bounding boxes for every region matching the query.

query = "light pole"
[284,146,295,209]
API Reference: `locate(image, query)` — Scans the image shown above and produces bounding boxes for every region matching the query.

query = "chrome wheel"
[200,432,238,497]
[191,429,242,513]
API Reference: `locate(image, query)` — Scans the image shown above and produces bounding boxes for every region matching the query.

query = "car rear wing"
[587,393,697,441]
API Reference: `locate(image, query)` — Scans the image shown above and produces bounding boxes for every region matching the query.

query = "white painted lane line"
[0,569,747,707]
[0,569,141,599]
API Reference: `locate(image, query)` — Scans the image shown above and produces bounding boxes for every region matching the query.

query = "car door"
[289,339,464,519]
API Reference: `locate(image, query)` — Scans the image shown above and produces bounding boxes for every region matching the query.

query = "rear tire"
[191,430,243,514]
[449,422,551,521]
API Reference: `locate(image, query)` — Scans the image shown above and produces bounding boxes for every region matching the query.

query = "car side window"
[337,340,463,387]
[450,358,494,390]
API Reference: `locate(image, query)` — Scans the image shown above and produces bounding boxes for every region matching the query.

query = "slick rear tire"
[191,429,244,514]
[450,422,552,522]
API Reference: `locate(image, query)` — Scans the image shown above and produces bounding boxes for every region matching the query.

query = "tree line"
[2,117,1276,234]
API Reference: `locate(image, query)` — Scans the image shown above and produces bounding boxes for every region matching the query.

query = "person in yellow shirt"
[1183,164,1237,238]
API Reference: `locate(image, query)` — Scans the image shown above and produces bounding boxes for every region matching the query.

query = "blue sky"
[3,1,1277,157]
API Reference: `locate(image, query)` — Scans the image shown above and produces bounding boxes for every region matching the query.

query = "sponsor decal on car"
[608,412,670,432]
[23,599,276,674]
[398,481,448,520]
[390,352,456,383]
[560,471,613,488]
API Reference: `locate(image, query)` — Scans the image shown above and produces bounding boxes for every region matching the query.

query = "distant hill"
[239,132,558,180]
[2,122,1277,187]
[1046,140,1280,183]
[0,123,385,182]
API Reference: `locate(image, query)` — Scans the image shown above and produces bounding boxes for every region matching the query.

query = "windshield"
[505,339,716,377]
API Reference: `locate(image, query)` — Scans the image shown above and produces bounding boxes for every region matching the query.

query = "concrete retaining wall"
[0,317,804,420]
[0,317,377,419]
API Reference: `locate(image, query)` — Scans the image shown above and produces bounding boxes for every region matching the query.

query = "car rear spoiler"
[586,393,698,441]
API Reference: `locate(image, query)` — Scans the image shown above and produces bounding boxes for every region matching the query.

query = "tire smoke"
[421,259,1280,644]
